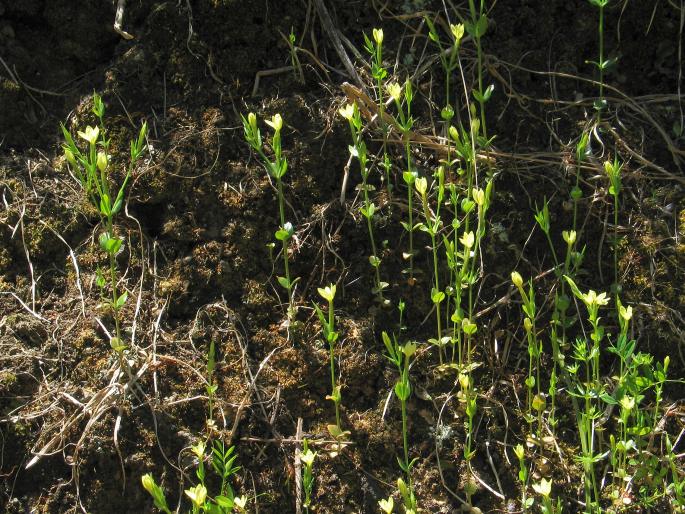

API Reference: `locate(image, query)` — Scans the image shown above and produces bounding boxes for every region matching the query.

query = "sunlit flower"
[77,125,99,145]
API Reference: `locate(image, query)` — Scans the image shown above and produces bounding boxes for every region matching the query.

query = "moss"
[0,371,17,389]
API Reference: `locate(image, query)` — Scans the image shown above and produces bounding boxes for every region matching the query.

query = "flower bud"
[511,271,523,289]
[64,148,77,167]
[97,151,108,172]
[472,187,485,206]
[373,28,384,45]
[415,176,428,196]
[524,317,533,333]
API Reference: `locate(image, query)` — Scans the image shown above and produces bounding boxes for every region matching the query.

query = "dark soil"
[1,0,684,513]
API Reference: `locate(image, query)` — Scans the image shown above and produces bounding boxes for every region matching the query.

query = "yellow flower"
[402,342,417,358]
[301,447,316,467]
[619,304,633,321]
[77,125,99,145]
[191,440,205,460]
[141,473,156,495]
[513,444,525,461]
[373,28,384,45]
[247,112,257,131]
[562,230,577,245]
[583,290,609,307]
[414,176,428,196]
[265,113,283,132]
[532,477,552,497]
[524,317,533,333]
[386,81,402,102]
[234,495,248,511]
[472,187,485,206]
[460,231,475,250]
[184,484,207,508]
[96,151,108,172]
[450,23,465,41]
[338,103,355,121]
[378,497,394,513]
[318,284,336,302]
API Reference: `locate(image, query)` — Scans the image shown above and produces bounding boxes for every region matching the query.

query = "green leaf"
[99,193,111,216]
[215,496,235,509]
[431,289,445,304]
[114,291,128,310]
[277,276,291,289]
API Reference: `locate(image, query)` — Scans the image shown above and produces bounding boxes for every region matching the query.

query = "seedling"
[242,112,298,318]
[206,341,218,431]
[604,156,623,291]
[314,284,348,445]
[62,92,147,355]
[300,439,317,513]
[587,0,614,117]
[285,26,304,84]
[340,103,388,302]
[364,28,392,196]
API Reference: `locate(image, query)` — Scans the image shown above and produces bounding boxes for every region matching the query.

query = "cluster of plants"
[228,3,681,511]
[51,1,683,512]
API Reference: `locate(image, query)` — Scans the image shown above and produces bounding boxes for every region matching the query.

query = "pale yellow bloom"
[460,231,475,249]
[265,113,283,132]
[318,284,336,302]
[386,81,402,102]
[184,484,207,508]
[450,23,465,41]
[77,125,99,145]
[339,103,355,121]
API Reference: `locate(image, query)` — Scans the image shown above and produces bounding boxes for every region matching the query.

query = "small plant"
[465,0,493,139]
[285,26,304,84]
[142,439,243,513]
[314,284,348,445]
[340,103,388,302]
[513,444,531,510]
[415,176,447,363]
[206,341,218,431]
[242,112,298,319]
[300,439,317,513]
[62,92,147,355]
[425,18,465,124]
[604,156,623,291]
[363,28,392,196]
[511,272,544,441]
[587,0,613,117]
[388,79,418,284]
